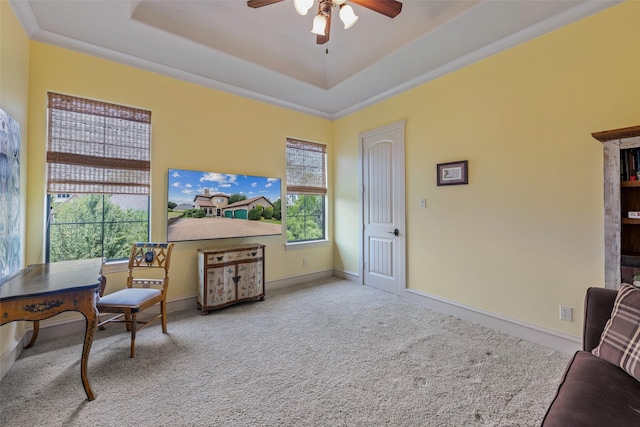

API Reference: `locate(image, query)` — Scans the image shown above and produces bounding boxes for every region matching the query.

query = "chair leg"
[161,300,168,333]
[130,315,137,358]
[125,313,132,331]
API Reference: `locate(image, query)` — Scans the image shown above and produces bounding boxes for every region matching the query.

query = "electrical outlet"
[303,258,308,266]
[419,198,427,209]
[559,305,573,322]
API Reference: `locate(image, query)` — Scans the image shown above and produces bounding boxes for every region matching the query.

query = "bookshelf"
[592,125,640,288]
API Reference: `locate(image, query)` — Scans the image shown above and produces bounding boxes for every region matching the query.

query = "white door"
[359,120,406,295]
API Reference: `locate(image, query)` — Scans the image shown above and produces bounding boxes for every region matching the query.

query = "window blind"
[286,138,327,195]
[46,92,151,195]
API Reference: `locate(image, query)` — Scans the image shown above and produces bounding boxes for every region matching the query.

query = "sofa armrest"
[582,287,617,352]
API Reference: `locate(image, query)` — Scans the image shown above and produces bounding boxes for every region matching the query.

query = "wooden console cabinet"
[197,244,265,314]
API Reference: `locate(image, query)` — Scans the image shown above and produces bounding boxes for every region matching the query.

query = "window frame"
[44,93,151,263]
[285,138,328,246]
[45,193,150,263]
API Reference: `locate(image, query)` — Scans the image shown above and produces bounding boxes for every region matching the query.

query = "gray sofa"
[541,287,640,426]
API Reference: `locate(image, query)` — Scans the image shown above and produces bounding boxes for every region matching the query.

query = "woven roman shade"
[46,93,151,195]
[286,138,326,195]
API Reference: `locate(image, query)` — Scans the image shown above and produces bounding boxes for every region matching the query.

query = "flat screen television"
[167,168,282,242]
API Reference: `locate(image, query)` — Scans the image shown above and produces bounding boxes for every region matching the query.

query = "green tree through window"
[48,194,148,262]
[286,195,324,241]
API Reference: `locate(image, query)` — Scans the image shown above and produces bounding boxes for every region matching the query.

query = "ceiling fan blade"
[349,0,402,18]
[247,0,284,8]
[316,9,332,45]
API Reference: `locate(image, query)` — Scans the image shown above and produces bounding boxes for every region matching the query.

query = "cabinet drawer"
[205,246,263,265]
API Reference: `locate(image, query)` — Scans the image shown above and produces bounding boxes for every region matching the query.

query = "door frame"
[358,120,406,291]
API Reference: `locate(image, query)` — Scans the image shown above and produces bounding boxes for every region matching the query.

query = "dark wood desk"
[0,258,102,401]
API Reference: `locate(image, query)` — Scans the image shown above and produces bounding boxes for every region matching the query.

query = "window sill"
[285,240,330,251]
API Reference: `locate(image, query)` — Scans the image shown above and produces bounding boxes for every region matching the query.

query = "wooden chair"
[97,242,174,357]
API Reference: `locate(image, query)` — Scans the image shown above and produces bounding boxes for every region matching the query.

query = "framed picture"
[437,160,468,186]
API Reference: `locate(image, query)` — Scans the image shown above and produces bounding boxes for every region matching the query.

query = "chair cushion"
[592,283,640,382]
[97,288,161,307]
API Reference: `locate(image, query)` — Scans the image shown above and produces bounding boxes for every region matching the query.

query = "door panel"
[368,236,394,278]
[360,121,405,295]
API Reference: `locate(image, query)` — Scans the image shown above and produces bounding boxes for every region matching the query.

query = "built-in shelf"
[621,254,640,268]
[593,125,640,288]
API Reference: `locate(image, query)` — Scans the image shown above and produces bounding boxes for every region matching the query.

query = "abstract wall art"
[0,108,21,283]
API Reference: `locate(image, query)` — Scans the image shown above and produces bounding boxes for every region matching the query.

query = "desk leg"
[80,305,99,401]
[25,320,40,348]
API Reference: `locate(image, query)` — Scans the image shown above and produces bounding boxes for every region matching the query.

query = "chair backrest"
[127,242,174,293]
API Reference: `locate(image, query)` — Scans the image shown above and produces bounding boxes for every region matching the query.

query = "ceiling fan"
[247,0,403,45]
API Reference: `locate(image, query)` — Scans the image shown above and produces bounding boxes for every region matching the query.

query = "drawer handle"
[217,256,223,261]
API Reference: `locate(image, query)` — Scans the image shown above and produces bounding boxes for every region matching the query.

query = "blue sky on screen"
[168,169,281,206]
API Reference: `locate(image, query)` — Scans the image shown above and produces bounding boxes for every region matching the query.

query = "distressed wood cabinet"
[592,125,640,289]
[197,244,265,314]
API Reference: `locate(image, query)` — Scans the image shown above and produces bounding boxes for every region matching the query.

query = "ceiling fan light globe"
[293,0,314,16]
[339,4,358,29]
[333,0,347,5]
[311,13,327,35]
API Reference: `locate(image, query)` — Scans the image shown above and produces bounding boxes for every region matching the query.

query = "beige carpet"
[0,278,569,426]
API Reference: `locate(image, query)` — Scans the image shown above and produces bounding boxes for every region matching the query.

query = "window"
[286,138,327,243]
[45,93,151,262]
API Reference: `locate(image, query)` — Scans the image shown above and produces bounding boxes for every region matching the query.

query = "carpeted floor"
[0,278,569,426]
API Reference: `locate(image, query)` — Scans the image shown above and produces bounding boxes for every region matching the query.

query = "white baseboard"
[267,269,335,290]
[166,294,199,312]
[309,269,580,353]
[1,271,580,381]
[0,336,24,381]
[402,288,581,354]
[333,269,360,283]
[328,271,579,353]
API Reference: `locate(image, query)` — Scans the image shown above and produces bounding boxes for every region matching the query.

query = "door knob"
[388,229,399,236]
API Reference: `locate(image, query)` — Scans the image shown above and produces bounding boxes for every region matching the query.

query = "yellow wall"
[5,1,639,353]
[0,0,30,363]
[334,1,640,337]
[26,42,334,300]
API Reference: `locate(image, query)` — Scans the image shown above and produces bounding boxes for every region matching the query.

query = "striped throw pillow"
[592,283,640,381]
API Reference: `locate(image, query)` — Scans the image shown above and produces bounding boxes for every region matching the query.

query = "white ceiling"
[9,0,620,119]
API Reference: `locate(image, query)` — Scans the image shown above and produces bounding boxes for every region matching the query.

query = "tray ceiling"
[9,0,620,118]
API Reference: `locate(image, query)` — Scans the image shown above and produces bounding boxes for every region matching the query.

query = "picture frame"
[437,160,468,186]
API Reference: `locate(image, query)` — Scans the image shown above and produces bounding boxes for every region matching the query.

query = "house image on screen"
[222,196,274,219]
[193,189,229,217]
[193,189,274,219]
